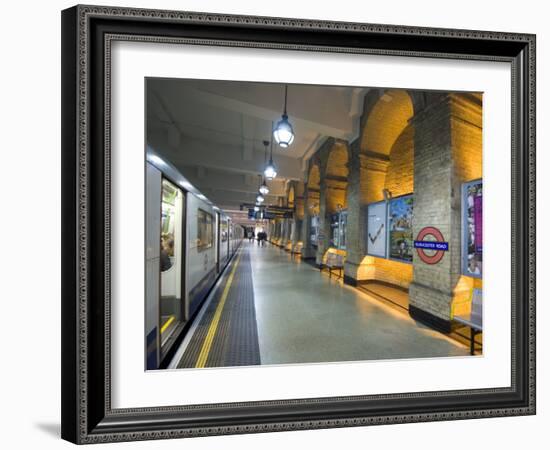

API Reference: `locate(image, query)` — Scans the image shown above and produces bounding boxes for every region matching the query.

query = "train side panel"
[186,194,218,319]
[145,163,162,370]
[219,215,229,269]
[232,223,243,252]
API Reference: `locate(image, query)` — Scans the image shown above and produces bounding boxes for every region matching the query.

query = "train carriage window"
[220,220,228,242]
[197,209,214,251]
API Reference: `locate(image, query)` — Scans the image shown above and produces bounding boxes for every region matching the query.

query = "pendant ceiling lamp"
[273,84,295,148]
[256,175,265,205]
[259,142,270,195]
[264,129,277,180]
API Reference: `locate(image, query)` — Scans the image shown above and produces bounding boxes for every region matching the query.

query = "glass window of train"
[221,220,228,242]
[198,209,214,250]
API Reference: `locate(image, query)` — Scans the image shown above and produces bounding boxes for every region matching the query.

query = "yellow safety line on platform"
[160,315,175,334]
[195,252,242,368]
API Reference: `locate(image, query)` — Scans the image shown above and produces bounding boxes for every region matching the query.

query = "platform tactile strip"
[176,248,261,368]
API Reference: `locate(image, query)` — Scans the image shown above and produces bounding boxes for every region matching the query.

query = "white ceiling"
[146,78,367,218]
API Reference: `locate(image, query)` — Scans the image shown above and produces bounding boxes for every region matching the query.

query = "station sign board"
[414,226,448,264]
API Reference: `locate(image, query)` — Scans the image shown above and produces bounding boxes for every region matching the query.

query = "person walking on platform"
[247,229,255,243]
[257,230,267,246]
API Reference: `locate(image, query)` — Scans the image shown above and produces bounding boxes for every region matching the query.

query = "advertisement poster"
[367,202,387,258]
[310,215,319,247]
[389,195,414,262]
[330,213,340,248]
[464,180,483,276]
[339,210,347,250]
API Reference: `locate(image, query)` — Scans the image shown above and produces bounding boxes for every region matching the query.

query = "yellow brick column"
[408,93,482,332]
[344,143,389,284]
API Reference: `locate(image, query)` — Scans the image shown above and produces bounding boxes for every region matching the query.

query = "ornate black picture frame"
[61,4,536,444]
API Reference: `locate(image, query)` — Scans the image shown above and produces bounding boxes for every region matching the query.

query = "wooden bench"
[320,253,345,279]
[453,288,482,355]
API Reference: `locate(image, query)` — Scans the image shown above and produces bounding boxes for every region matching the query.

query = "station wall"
[276,88,483,326]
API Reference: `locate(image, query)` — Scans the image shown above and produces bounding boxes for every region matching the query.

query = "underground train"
[145,155,244,370]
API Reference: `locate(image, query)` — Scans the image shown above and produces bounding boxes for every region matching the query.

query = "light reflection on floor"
[248,241,469,365]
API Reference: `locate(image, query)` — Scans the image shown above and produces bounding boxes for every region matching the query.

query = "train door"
[159,178,185,361]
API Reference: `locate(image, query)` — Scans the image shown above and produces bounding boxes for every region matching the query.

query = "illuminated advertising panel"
[463,180,483,277]
[388,195,414,263]
[366,202,387,258]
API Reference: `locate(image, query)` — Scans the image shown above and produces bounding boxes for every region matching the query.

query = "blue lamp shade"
[273,114,294,148]
[264,162,277,180]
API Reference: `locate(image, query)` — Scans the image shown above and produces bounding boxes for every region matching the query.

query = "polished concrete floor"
[249,241,469,365]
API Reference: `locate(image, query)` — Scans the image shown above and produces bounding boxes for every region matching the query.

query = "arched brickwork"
[356,88,415,289]
[385,124,414,197]
[325,141,349,214]
[295,182,305,220]
[361,89,413,156]
[287,184,295,209]
[307,162,321,216]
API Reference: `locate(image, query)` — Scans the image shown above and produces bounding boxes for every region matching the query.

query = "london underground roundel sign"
[414,227,448,264]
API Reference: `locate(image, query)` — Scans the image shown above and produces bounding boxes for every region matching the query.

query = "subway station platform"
[170,241,468,369]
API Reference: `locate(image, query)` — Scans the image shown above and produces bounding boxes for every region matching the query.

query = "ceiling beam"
[149,131,304,180]
[150,84,353,141]
[241,115,256,161]
[178,165,287,197]
[199,188,282,208]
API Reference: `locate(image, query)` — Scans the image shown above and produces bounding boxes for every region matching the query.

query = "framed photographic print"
[61,4,536,444]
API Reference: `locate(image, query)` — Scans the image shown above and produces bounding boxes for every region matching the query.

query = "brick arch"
[361,89,414,156]
[356,89,416,290]
[384,123,414,197]
[325,141,349,214]
[294,182,305,220]
[287,184,295,208]
[307,162,320,190]
[325,141,349,178]
[307,163,320,216]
